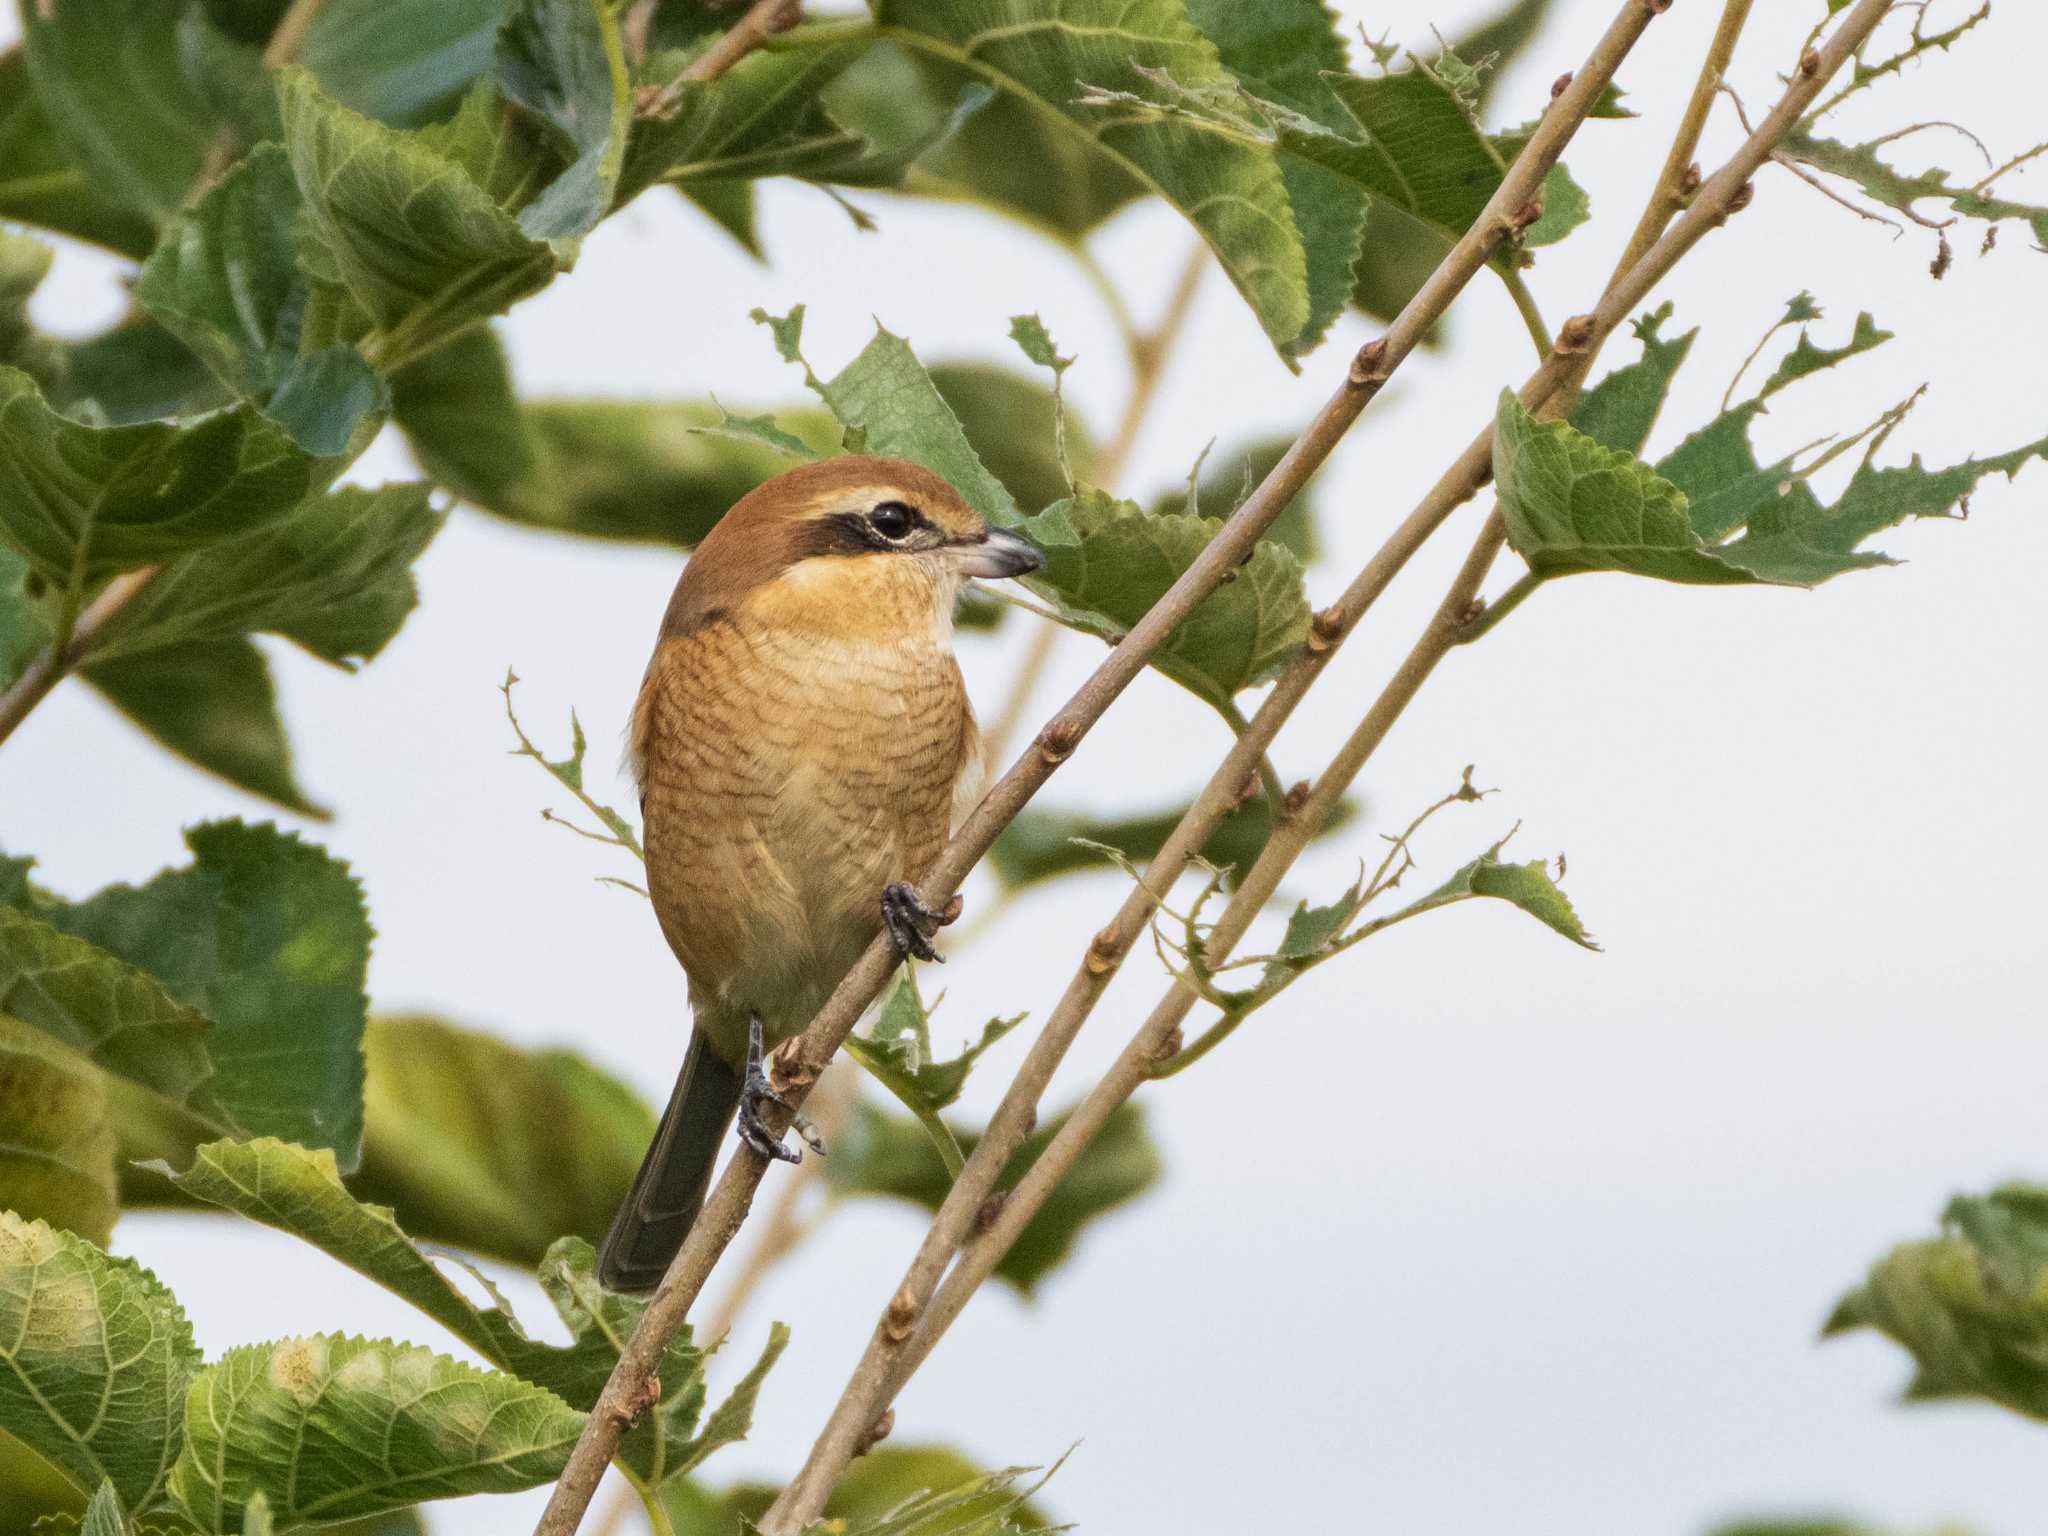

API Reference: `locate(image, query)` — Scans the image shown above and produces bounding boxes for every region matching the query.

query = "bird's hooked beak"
[950,527,1044,580]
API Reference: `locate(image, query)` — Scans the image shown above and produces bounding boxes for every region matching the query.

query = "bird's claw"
[737,1014,802,1164]
[881,882,960,963]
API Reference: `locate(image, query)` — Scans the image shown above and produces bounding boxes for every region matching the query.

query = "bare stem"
[1606,0,1757,294]
[638,0,804,118]
[982,240,1208,764]
[0,567,157,750]
[755,7,1672,1529]
[534,5,1648,1523]
[1499,267,1555,360]
[763,2,1898,1522]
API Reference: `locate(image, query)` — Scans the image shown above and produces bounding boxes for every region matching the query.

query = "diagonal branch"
[752,4,1692,1528]
[817,0,1898,1487]
[532,7,1669,1533]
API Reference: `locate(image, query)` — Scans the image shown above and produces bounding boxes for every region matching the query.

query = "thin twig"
[754,7,1675,1529]
[534,4,1654,1526]
[982,240,1208,764]
[816,0,1898,1489]
[0,567,156,749]
[637,0,803,119]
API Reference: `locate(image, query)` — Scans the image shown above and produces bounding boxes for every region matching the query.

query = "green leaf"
[81,1480,129,1536]
[162,1138,635,1409]
[392,328,837,543]
[876,0,1310,354]
[21,0,216,224]
[799,1459,1059,1536]
[0,369,351,588]
[820,326,1019,526]
[1568,304,1697,457]
[0,907,224,1135]
[348,1013,654,1269]
[853,973,1023,1115]
[615,33,875,210]
[0,49,158,257]
[1145,433,1321,562]
[834,37,1141,239]
[1386,839,1597,949]
[666,1443,1058,1536]
[21,821,373,1168]
[1641,309,2048,586]
[532,1237,712,1484]
[930,363,1096,519]
[668,1322,788,1481]
[1827,1185,2048,1419]
[47,318,227,429]
[135,146,388,456]
[1020,488,1311,710]
[829,1101,1161,1295]
[279,67,558,360]
[1781,124,2048,250]
[498,0,632,243]
[1183,0,1363,361]
[84,639,329,819]
[296,0,517,127]
[1494,389,1749,585]
[816,327,1309,705]
[90,484,445,670]
[0,1211,200,1512]
[1652,311,1889,547]
[0,1013,118,1246]
[0,229,66,395]
[165,1335,586,1528]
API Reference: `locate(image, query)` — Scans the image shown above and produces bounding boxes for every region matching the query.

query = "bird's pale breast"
[636,564,976,1060]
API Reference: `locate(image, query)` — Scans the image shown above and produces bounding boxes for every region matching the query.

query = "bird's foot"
[881,882,962,963]
[737,1014,802,1164]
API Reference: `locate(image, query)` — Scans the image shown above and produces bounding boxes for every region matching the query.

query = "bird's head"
[659,455,1043,641]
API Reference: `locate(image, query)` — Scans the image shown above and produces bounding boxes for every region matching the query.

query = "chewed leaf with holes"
[875,0,1309,354]
[1022,489,1311,709]
[166,1336,586,1527]
[0,1212,200,1513]
[1498,369,2048,590]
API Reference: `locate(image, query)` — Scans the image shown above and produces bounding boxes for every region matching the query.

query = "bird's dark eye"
[868,500,916,541]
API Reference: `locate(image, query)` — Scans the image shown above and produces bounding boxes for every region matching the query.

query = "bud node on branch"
[1036,718,1083,764]
[1308,605,1345,651]
[1551,71,1575,99]
[883,1286,923,1344]
[854,1409,895,1458]
[1347,338,1390,386]
[1554,314,1597,354]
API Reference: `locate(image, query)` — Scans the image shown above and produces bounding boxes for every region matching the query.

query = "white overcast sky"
[5,3,2048,1534]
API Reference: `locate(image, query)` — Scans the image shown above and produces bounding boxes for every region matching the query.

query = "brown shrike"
[597,456,1043,1292]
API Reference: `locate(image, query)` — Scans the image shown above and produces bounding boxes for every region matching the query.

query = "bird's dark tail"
[598,1030,741,1293]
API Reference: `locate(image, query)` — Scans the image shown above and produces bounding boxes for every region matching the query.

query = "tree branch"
[533,6,1663,1528]
[0,567,156,749]
[795,0,1899,1494]
[754,5,1679,1528]
[637,0,804,119]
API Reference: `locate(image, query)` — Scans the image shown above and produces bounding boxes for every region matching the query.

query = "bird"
[597,454,1044,1293]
